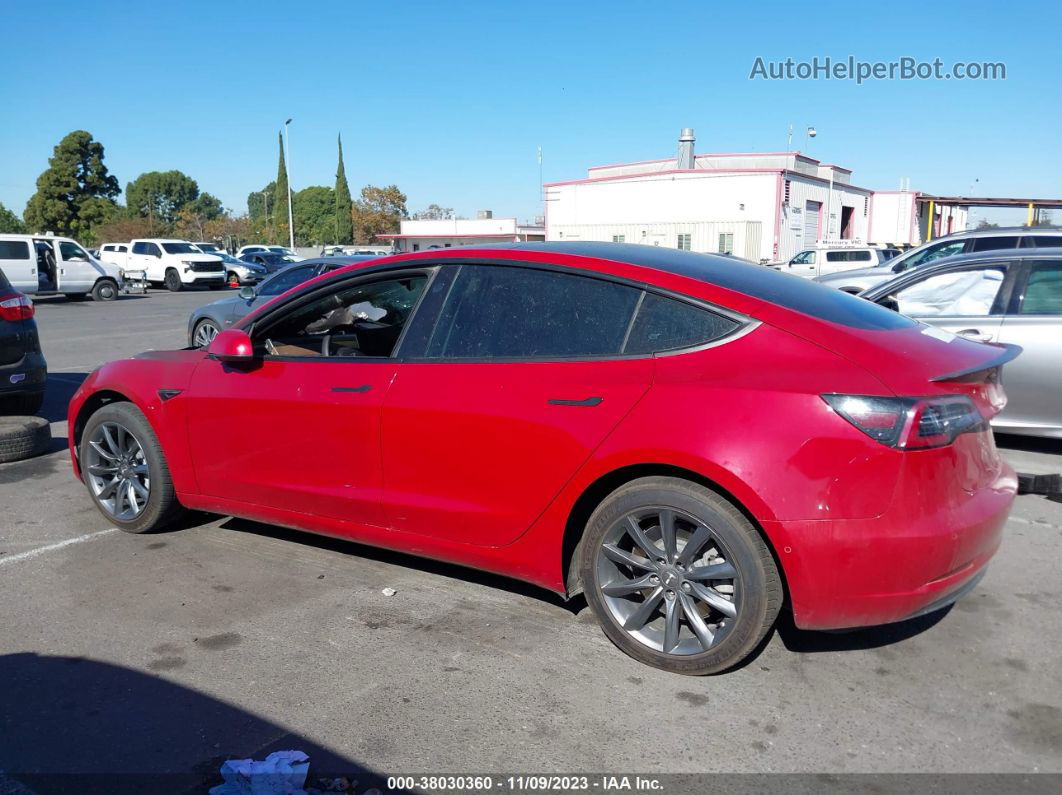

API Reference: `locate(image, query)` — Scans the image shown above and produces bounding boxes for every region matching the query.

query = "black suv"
[0,269,47,414]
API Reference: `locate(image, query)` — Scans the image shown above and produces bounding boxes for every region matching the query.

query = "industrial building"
[379,212,545,253]
[544,129,963,261]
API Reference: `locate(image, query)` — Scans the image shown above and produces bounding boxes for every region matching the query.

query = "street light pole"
[284,118,295,250]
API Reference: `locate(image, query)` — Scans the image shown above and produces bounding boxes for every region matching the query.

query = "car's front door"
[994,259,1062,434]
[57,240,95,292]
[183,268,432,525]
[885,261,1013,343]
[381,264,654,547]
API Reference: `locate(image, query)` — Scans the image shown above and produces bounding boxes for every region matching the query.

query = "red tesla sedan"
[68,243,1018,674]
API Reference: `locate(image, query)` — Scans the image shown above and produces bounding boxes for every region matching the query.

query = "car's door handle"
[957,328,991,343]
[548,396,603,407]
[332,385,372,393]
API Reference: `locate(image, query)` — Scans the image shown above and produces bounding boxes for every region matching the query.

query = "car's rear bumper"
[0,353,47,396]
[764,451,1016,631]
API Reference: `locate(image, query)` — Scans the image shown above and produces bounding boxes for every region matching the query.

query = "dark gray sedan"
[187,257,374,347]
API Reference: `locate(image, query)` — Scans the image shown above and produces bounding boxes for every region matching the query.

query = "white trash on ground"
[209,750,310,795]
[381,587,397,597]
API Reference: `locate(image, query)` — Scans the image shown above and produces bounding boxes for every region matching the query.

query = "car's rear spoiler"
[930,343,1023,383]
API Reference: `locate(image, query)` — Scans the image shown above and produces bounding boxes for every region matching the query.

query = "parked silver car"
[861,248,1062,439]
[187,257,375,347]
[815,227,1062,293]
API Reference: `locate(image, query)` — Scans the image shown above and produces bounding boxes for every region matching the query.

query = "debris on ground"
[1017,472,1062,502]
[381,587,397,597]
[209,750,310,794]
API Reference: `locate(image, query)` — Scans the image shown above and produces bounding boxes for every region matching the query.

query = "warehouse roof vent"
[677,128,695,169]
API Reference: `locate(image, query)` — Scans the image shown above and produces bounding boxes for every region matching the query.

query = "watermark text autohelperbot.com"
[750,56,1006,84]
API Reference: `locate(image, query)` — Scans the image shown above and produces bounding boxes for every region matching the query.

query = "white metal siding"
[549,221,762,261]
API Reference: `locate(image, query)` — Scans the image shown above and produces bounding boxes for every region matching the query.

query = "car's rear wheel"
[80,402,184,533]
[580,476,781,675]
[164,269,183,292]
[193,319,220,348]
[92,279,119,301]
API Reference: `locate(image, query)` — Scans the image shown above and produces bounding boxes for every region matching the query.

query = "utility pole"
[284,118,295,249]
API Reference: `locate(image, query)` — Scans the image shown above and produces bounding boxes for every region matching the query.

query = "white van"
[0,234,124,301]
[775,244,901,280]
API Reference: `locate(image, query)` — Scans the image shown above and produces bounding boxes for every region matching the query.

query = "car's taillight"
[0,292,34,322]
[822,394,987,450]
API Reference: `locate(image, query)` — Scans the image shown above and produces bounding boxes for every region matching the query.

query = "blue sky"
[1,0,1059,226]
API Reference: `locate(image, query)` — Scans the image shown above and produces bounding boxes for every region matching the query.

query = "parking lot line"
[0,528,117,568]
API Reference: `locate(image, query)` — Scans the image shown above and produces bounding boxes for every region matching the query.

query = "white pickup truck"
[99,239,225,291]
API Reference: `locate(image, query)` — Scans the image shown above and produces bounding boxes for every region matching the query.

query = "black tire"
[92,279,119,301]
[80,402,185,533]
[0,415,51,463]
[65,293,89,301]
[0,392,45,416]
[164,269,183,292]
[579,476,782,675]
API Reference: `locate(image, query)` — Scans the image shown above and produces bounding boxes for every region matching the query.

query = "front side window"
[790,250,815,265]
[145,244,161,257]
[426,266,640,359]
[891,267,1006,317]
[258,274,428,358]
[1020,262,1062,315]
[59,241,90,261]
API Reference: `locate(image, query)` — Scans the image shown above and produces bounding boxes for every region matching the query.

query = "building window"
[412,244,420,252]
[676,234,691,251]
[864,196,869,216]
[718,233,734,254]
[612,235,625,243]
[784,179,791,204]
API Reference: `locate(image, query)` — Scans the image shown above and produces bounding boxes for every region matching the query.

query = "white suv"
[125,239,225,291]
[775,245,900,279]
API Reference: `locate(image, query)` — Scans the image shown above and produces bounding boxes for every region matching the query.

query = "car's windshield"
[162,243,201,255]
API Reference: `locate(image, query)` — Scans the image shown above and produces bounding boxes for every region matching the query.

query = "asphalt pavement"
[1,288,1060,787]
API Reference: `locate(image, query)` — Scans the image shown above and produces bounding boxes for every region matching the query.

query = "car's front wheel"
[164,269,183,292]
[80,402,185,533]
[580,477,781,675]
[92,279,119,301]
[192,319,220,348]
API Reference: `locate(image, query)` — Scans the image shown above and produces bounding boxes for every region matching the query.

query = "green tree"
[273,132,291,246]
[125,170,201,229]
[293,186,336,245]
[0,202,26,233]
[352,184,407,244]
[24,130,120,240]
[247,182,275,221]
[412,204,454,220]
[334,134,354,245]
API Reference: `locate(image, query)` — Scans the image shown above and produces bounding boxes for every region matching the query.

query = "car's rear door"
[0,239,37,293]
[993,258,1062,434]
[380,263,653,547]
[183,267,433,525]
[882,260,1014,342]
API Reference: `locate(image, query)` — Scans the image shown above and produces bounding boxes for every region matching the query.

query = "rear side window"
[1020,262,1062,315]
[1029,236,1062,248]
[427,266,640,358]
[132,242,148,255]
[826,250,871,262]
[624,293,740,354]
[969,236,1019,252]
[0,241,30,260]
[259,266,313,296]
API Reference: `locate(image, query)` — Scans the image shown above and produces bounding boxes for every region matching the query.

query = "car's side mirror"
[207,329,254,362]
[877,296,900,312]
[238,286,255,300]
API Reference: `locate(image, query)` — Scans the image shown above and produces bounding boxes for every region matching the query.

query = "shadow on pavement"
[995,432,1062,457]
[221,516,575,612]
[0,652,403,795]
[774,605,951,653]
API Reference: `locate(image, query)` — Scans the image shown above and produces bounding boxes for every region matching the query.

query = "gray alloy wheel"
[193,319,220,348]
[596,506,741,655]
[580,477,781,675]
[165,269,183,292]
[83,421,151,522]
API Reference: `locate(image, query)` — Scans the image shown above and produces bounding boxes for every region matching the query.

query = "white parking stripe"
[0,528,118,568]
